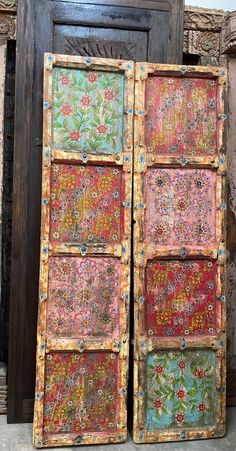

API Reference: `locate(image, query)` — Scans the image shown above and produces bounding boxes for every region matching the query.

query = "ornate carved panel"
[184,6,225,32]
[184,30,220,57]
[133,63,227,444]
[0,13,16,39]
[221,11,236,55]
[0,0,17,11]
[33,54,134,448]
[65,37,136,60]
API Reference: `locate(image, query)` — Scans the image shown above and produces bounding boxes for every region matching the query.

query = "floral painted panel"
[47,257,120,338]
[43,352,118,434]
[52,67,124,153]
[146,350,216,431]
[145,77,217,156]
[50,163,123,243]
[145,260,217,337]
[145,168,216,247]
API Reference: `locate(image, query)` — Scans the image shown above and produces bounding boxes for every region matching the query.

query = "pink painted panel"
[47,257,120,338]
[145,76,217,156]
[145,260,217,337]
[145,168,216,248]
[50,163,123,243]
[43,352,119,435]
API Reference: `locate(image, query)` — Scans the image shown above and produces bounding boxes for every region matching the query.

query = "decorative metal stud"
[180,338,186,350]
[41,198,50,206]
[81,152,88,163]
[80,244,87,256]
[84,56,92,66]
[180,65,188,74]
[180,248,187,258]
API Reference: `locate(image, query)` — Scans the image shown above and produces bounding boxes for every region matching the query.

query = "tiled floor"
[0,408,236,451]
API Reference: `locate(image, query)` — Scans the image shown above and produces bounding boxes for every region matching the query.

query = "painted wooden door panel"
[33,54,134,448]
[133,64,227,444]
[9,0,184,423]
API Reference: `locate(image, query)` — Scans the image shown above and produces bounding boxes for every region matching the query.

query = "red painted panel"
[43,352,119,435]
[50,163,124,243]
[145,260,218,337]
[145,77,217,156]
[47,257,120,338]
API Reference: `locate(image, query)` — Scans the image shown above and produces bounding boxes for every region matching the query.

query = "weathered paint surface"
[133,63,226,444]
[50,163,123,243]
[146,350,216,430]
[33,54,134,448]
[47,256,120,338]
[52,67,124,153]
[43,352,119,435]
[145,168,216,247]
[145,260,218,337]
[145,76,217,156]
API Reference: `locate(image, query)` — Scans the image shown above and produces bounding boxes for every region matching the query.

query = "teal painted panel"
[52,67,124,153]
[146,350,216,431]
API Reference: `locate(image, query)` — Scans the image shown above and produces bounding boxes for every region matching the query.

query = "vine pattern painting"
[146,350,216,431]
[52,67,124,153]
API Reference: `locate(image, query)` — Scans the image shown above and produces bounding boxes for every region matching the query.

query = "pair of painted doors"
[34,54,226,448]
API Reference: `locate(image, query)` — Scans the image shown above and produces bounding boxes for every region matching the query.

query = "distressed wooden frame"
[133,63,227,443]
[33,53,134,448]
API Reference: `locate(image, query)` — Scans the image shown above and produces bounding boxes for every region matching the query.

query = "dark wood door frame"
[8,0,184,423]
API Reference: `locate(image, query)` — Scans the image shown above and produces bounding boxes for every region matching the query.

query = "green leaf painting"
[52,68,124,154]
[146,350,216,431]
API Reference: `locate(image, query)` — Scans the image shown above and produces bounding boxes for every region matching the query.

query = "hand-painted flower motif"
[153,399,163,409]
[43,352,118,434]
[81,95,92,108]
[146,260,217,337]
[155,365,164,375]
[61,103,73,117]
[50,164,123,243]
[146,351,216,431]
[175,413,185,423]
[146,168,216,247]
[97,124,108,134]
[145,76,217,156]
[70,130,81,141]
[60,75,70,85]
[52,67,124,153]
[47,256,120,338]
[104,89,115,102]
[179,360,186,370]
[177,389,186,400]
[87,72,98,83]
[198,403,207,412]
[195,368,206,379]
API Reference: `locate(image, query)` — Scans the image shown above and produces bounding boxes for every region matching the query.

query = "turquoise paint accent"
[146,350,216,431]
[52,67,124,154]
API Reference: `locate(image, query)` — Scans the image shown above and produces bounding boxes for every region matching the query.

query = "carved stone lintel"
[0,0,17,12]
[184,5,226,32]
[221,11,236,55]
[0,13,16,40]
[184,30,219,57]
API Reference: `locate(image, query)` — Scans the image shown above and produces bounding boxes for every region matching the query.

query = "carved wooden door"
[133,63,227,443]
[33,54,134,448]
